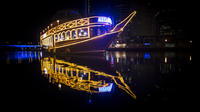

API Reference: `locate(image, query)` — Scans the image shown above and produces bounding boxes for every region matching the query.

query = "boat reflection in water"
[40,55,136,99]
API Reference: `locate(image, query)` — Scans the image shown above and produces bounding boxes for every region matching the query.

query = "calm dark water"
[1,50,192,109]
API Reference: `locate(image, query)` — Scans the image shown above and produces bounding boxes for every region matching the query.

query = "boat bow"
[111,11,136,32]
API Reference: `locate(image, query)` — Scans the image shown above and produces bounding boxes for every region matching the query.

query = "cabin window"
[78,28,88,37]
[55,35,58,41]
[72,71,76,76]
[60,68,62,73]
[59,33,62,41]
[72,30,76,39]
[63,69,66,74]
[67,71,71,77]
[56,65,59,72]
[66,31,70,40]
[90,26,106,37]
[62,32,65,40]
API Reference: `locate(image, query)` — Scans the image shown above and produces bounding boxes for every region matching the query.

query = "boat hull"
[55,33,118,54]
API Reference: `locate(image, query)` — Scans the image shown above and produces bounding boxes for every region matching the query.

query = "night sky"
[1,0,191,44]
[1,0,85,44]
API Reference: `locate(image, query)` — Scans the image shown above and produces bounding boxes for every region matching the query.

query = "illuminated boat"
[40,11,136,54]
[41,56,136,99]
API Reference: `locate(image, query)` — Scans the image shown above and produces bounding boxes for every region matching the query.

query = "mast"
[85,0,90,17]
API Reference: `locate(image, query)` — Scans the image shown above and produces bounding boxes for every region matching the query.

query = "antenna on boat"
[85,0,90,16]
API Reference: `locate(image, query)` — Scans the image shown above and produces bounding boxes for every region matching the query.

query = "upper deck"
[40,16,112,40]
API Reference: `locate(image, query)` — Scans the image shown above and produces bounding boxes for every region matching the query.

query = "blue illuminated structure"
[144,43,150,46]
[0,51,41,62]
[0,45,41,51]
[2,45,41,48]
[144,52,150,59]
[98,83,113,92]
[98,17,112,24]
[14,51,39,60]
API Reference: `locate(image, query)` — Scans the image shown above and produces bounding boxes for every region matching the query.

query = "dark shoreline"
[0,46,192,53]
[107,47,192,52]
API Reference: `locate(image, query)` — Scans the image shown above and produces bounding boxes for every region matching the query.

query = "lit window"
[66,31,70,40]
[59,33,62,41]
[72,30,76,39]
[78,28,88,37]
[56,65,59,72]
[62,32,65,40]
[63,69,66,74]
[90,26,105,37]
[60,68,62,73]
[55,35,58,41]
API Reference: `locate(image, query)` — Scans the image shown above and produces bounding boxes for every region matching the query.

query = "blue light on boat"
[98,83,113,92]
[144,43,150,46]
[98,17,112,24]
[144,52,150,59]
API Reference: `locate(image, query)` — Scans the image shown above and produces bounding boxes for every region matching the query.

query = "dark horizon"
[1,0,191,44]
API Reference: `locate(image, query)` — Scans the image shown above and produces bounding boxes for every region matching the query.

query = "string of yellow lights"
[41,57,136,99]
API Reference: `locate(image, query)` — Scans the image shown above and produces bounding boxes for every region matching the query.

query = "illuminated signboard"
[98,17,112,24]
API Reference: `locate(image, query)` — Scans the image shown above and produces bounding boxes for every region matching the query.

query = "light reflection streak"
[3,51,42,64]
[189,56,192,61]
[164,57,168,63]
